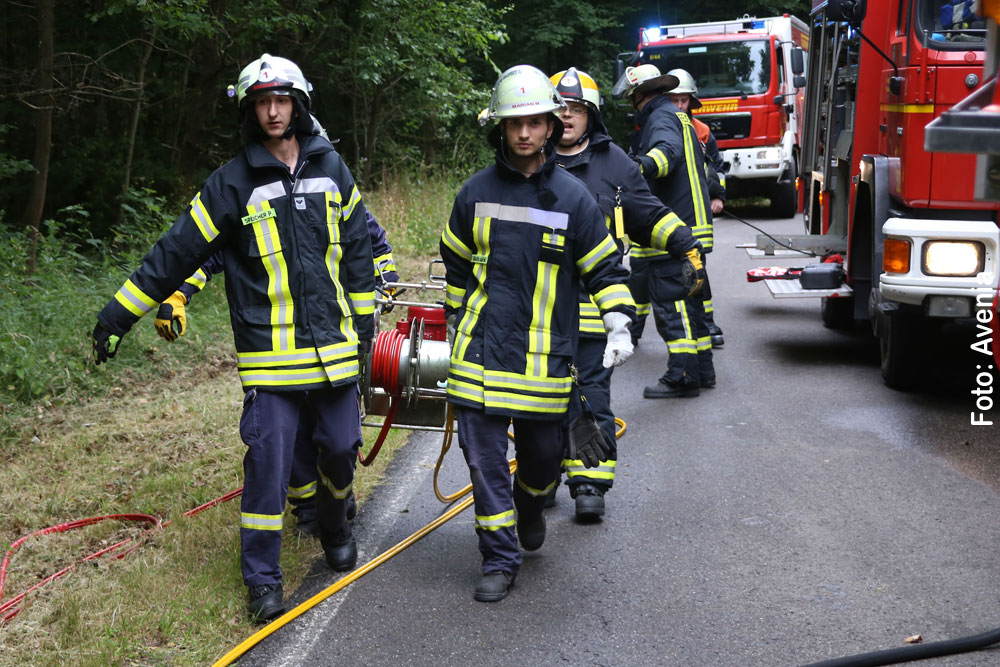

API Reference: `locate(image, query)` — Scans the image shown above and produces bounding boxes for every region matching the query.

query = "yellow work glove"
[682,247,706,297]
[154,291,188,342]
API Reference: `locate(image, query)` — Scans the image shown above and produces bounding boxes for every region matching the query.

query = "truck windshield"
[916,0,986,46]
[643,39,771,97]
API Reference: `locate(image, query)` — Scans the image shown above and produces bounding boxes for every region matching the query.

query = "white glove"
[602,311,634,368]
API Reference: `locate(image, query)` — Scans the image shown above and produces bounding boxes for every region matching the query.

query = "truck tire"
[770,158,798,219]
[879,310,920,390]
[821,295,854,329]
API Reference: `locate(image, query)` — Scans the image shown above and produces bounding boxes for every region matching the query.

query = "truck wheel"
[879,310,920,390]
[821,296,853,329]
[770,159,798,218]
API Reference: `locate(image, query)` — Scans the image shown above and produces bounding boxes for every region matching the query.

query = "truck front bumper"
[879,217,1000,315]
[723,144,788,180]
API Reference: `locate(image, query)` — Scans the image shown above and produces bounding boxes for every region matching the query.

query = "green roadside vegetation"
[0,175,456,666]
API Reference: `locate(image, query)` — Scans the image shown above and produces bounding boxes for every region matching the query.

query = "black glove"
[92,322,122,365]
[568,410,613,468]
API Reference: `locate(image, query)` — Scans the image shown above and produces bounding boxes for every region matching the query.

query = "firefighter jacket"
[98,133,376,392]
[555,121,700,340]
[440,143,634,419]
[629,94,714,252]
[178,205,396,301]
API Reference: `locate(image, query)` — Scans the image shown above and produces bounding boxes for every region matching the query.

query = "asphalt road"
[241,209,1000,667]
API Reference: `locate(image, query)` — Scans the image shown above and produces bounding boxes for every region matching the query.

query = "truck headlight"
[756,147,781,161]
[922,241,984,277]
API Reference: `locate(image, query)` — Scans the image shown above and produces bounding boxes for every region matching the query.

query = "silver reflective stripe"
[319,469,353,499]
[293,177,338,195]
[238,349,320,366]
[474,202,568,230]
[516,474,556,497]
[247,182,286,209]
[483,372,568,391]
[239,368,329,383]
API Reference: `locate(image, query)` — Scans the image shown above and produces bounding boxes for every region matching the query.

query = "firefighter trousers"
[628,255,652,343]
[648,257,714,386]
[455,407,562,576]
[562,336,617,493]
[701,255,718,332]
[238,384,361,587]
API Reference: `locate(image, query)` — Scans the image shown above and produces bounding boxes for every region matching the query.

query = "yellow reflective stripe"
[350,292,375,315]
[185,267,209,290]
[703,298,714,313]
[679,113,709,235]
[696,335,712,352]
[527,233,561,377]
[515,474,557,497]
[373,253,396,275]
[241,512,283,531]
[476,510,515,531]
[113,278,157,317]
[246,200,294,351]
[630,245,669,259]
[190,192,219,243]
[450,358,484,381]
[577,234,617,275]
[593,284,634,312]
[483,390,569,414]
[238,366,330,385]
[649,213,684,251]
[579,319,605,334]
[636,302,651,316]
[880,103,934,113]
[446,377,485,403]
[319,469,353,499]
[565,459,616,480]
[579,301,600,317]
[484,370,571,393]
[454,215,491,361]
[288,481,317,500]
[237,349,322,368]
[445,283,467,309]
[441,222,473,261]
[324,190,354,322]
[342,185,362,221]
[318,340,358,362]
[647,148,669,178]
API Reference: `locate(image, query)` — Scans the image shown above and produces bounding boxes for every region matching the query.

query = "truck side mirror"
[794,75,807,89]
[827,0,867,26]
[774,94,785,105]
[614,59,625,86]
[791,47,805,76]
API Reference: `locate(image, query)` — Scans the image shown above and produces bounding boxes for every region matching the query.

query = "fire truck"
[768,0,1000,388]
[614,15,810,217]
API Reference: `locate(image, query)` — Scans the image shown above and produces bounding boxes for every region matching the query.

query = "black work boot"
[643,379,700,398]
[517,511,546,551]
[708,324,724,348]
[346,490,358,521]
[700,373,717,389]
[322,524,358,572]
[573,483,606,521]
[474,571,515,602]
[247,583,285,622]
[292,504,318,537]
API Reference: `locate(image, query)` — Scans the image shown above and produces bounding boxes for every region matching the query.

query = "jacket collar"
[636,93,681,127]
[244,133,333,171]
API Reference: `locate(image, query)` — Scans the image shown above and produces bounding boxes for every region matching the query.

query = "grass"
[0,172,459,665]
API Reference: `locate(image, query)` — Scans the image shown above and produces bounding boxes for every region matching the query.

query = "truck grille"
[697,112,751,141]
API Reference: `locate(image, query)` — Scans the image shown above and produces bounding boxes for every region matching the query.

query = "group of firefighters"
[90,52,727,619]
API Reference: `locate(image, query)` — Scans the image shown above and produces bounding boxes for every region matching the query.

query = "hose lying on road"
[803,626,1000,666]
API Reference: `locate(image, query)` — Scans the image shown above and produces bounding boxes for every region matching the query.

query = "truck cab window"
[917,0,986,45]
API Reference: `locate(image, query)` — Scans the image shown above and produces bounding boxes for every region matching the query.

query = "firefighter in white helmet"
[440,64,634,602]
[548,67,703,520]
[612,63,716,397]
[91,54,376,621]
[666,67,727,348]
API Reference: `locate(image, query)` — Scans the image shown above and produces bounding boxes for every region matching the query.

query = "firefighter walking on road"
[614,63,716,397]
[440,65,635,602]
[91,54,375,622]
[548,67,703,520]
[666,68,727,349]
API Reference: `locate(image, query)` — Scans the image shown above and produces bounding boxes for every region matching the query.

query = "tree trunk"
[118,27,157,225]
[22,0,55,275]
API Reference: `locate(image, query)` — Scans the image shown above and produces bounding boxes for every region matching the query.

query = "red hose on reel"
[359,328,406,466]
